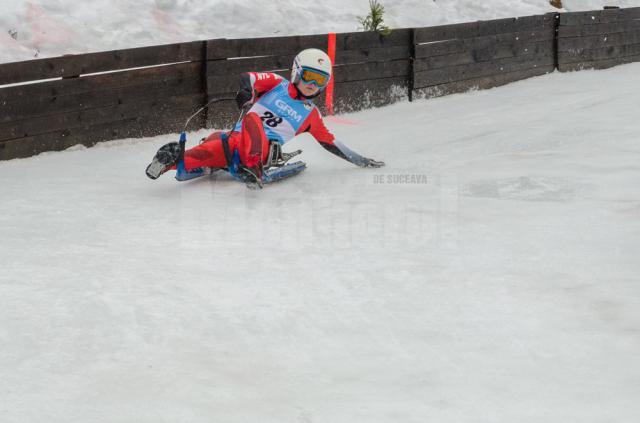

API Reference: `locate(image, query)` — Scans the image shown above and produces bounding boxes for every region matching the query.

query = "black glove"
[358,157,385,168]
[235,88,256,110]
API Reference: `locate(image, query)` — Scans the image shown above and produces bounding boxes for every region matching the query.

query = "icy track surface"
[1,64,639,423]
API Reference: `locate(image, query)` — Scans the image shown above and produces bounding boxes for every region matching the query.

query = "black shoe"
[146,142,182,180]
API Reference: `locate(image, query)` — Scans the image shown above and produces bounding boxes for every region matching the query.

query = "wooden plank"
[412,65,553,100]
[415,40,553,72]
[558,29,640,52]
[559,7,640,26]
[0,93,205,142]
[207,60,410,95]
[415,39,467,58]
[558,53,640,71]
[207,71,288,96]
[413,51,554,88]
[334,59,411,82]
[477,14,555,37]
[415,27,555,59]
[0,62,202,103]
[0,105,204,161]
[1,76,203,123]
[335,45,411,65]
[206,30,411,61]
[558,18,640,38]
[332,77,409,114]
[206,74,248,96]
[0,123,129,160]
[337,29,412,50]
[207,54,296,76]
[415,14,555,43]
[0,41,204,86]
[558,42,640,64]
[415,21,479,45]
[206,45,411,76]
[207,35,327,60]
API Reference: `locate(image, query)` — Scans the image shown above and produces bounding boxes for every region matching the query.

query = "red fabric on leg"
[239,112,270,167]
[174,115,269,173]
[182,131,230,170]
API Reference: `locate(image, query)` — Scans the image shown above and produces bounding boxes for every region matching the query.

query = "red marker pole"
[326,32,336,116]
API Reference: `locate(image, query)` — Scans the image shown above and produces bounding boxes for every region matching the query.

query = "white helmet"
[291,48,333,92]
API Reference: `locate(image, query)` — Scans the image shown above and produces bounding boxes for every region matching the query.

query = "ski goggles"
[299,67,330,88]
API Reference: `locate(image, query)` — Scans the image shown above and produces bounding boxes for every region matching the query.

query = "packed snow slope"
[1,63,639,422]
[2,0,640,63]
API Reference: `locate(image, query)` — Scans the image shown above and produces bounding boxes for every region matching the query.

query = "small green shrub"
[357,0,392,36]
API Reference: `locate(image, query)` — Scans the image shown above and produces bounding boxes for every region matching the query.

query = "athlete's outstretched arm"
[303,109,385,168]
[319,139,385,168]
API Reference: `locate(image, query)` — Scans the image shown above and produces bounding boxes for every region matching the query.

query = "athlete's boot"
[145,142,182,180]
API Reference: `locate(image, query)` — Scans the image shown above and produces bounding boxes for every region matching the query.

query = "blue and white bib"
[233,80,316,145]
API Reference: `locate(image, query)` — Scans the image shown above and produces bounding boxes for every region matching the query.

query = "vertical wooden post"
[201,40,209,129]
[551,12,560,71]
[409,28,415,102]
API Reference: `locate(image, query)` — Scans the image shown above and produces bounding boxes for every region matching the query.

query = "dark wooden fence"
[1,7,639,161]
[412,14,557,99]
[0,42,206,160]
[558,7,640,71]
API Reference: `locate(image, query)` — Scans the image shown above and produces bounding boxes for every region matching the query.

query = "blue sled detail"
[175,164,205,181]
[227,149,242,181]
[175,131,205,181]
[263,161,307,183]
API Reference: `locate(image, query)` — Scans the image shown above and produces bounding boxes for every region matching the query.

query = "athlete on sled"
[145,48,385,189]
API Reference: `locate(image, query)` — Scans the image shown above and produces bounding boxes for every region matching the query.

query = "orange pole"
[326,32,336,116]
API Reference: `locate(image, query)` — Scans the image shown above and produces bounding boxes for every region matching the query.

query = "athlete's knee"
[243,113,266,135]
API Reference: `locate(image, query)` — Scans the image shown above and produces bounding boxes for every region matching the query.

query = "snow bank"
[2,0,638,64]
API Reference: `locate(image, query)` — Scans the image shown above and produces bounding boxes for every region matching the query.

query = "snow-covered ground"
[2,0,640,63]
[1,63,639,422]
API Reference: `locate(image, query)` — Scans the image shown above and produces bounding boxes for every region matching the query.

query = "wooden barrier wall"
[1,7,639,161]
[412,14,557,99]
[558,7,640,71]
[0,42,206,160]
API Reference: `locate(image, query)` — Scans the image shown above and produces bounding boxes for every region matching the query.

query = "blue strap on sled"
[227,149,242,180]
[175,131,204,181]
[218,131,244,182]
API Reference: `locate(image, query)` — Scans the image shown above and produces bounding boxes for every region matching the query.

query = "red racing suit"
[182,72,373,172]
